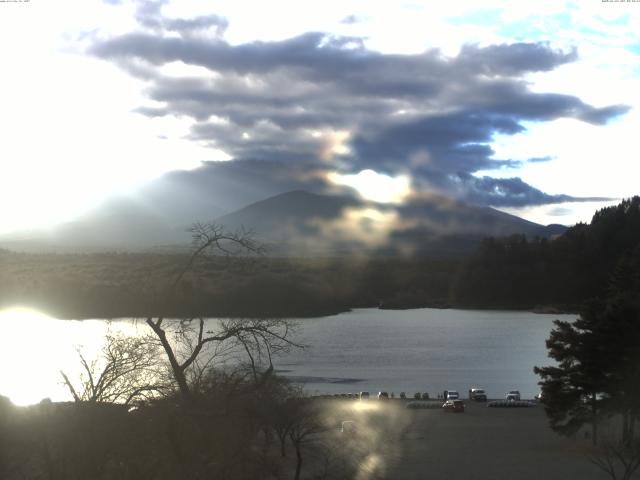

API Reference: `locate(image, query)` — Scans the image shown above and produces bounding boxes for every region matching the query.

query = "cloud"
[146,159,333,213]
[577,104,631,124]
[547,207,573,217]
[164,15,228,36]
[89,10,629,208]
[456,42,578,76]
[526,155,554,163]
[452,174,571,206]
[449,174,610,207]
[340,14,360,25]
[132,0,228,37]
[134,0,166,30]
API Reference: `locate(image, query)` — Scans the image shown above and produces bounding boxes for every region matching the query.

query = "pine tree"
[534,303,610,445]
[535,245,640,445]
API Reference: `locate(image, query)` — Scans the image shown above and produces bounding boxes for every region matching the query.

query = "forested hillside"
[451,197,640,310]
[1,197,638,318]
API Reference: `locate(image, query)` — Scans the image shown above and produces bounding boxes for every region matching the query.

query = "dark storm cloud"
[90,16,630,207]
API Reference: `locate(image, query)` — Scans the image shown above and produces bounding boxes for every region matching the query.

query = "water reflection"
[0,308,142,405]
[0,307,567,406]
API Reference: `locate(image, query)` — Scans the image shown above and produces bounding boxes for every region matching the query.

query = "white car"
[506,390,521,401]
[446,390,460,400]
[469,388,487,402]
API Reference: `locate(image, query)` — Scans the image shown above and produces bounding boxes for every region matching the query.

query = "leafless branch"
[61,328,166,405]
[171,223,263,291]
[588,438,640,480]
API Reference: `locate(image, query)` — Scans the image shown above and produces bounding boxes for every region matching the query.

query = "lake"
[277,308,576,399]
[0,307,576,405]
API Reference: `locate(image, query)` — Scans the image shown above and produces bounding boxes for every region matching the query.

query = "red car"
[442,399,465,413]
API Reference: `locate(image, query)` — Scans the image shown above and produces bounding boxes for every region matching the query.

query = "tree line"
[2,197,639,318]
[452,197,640,310]
[533,198,640,480]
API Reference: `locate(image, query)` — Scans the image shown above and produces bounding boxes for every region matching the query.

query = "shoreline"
[0,303,579,321]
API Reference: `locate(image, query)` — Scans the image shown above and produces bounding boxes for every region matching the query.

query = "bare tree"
[145,316,299,400]
[145,222,300,401]
[61,330,167,405]
[588,438,640,480]
[171,222,264,290]
[287,400,327,480]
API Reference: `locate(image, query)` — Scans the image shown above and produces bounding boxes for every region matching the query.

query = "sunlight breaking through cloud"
[329,169,411,204]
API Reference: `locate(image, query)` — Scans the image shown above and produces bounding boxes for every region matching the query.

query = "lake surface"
[0,307,576,405]
[276,308,576,399]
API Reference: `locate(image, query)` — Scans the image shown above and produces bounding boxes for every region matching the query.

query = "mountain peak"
[0,186,566,256]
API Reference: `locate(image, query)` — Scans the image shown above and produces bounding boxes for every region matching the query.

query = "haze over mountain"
[217,190,566,256]
[0,180,566,256]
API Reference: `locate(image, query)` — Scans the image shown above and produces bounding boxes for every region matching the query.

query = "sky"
[0,0,639,235]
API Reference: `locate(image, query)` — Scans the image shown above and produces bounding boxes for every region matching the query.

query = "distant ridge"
[215,190,359,232]
[0,188,566,256]
[213,190,566,256]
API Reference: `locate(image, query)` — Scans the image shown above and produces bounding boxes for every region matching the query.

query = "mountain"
[0,159,321,252]
[0,187,565,255]
[0,195,224,252]
[213,190,566,256]
[217,190,359,230]
[215,190,359,252]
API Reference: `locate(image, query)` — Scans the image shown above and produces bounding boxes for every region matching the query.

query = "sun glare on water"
[0,308,119,406]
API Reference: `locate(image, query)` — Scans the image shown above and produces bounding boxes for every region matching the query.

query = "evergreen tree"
[534,302,610,444]
[535,245,640,445]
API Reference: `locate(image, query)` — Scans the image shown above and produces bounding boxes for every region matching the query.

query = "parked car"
[469,387,487,402]
[359,392,370,400]
[446,390,460,400]
[443,399,465,413]
[378,391,389,400]
[506,390,521,401]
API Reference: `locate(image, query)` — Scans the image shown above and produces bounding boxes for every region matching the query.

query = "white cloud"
[0,0,218,234]
[498,200,621,226]
[485,110,639,201]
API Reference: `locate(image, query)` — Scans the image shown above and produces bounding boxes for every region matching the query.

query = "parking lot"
[382,400,604,480]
